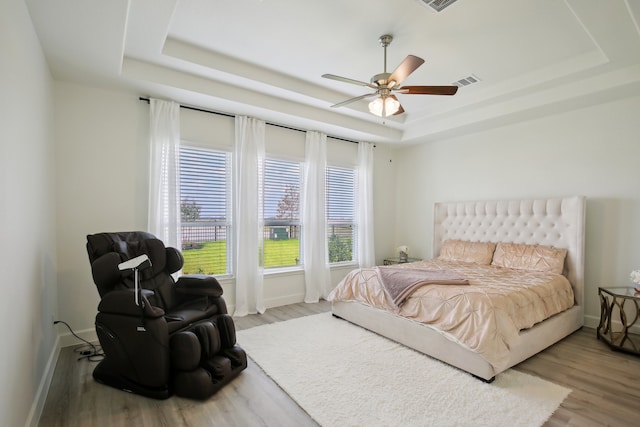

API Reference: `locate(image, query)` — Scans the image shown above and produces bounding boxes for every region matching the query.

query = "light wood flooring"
[39,301,640,427]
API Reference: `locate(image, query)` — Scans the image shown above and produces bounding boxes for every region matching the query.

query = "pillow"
[491,242,567,274]
[438,240,496,265]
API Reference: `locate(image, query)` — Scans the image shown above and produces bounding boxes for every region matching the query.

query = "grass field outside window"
[182,236,353,275]
[182,238,302,275]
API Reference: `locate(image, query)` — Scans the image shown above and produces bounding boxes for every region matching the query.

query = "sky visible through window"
[263,158,300,220]
[179,146,228,220]
[179,147,353,222]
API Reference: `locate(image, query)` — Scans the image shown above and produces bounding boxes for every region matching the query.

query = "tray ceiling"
[26,0,640,144]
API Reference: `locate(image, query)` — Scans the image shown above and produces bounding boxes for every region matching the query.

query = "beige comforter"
[328,259,575,370]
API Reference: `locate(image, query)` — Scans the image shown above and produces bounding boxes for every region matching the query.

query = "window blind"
[179,145,232,275]
[326,166,356,263]
[263,158,302,268]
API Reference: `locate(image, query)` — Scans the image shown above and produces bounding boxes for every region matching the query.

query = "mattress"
[327,259,574,370]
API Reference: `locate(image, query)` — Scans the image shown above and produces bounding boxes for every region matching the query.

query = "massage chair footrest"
[170,320,247,400]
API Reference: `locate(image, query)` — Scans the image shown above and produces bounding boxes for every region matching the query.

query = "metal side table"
[597,287,640,355]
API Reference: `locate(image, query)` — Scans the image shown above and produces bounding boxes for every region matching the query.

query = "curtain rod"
[138,97,362,145]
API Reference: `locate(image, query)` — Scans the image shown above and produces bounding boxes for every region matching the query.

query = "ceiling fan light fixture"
[369,96,400,117]
[323,33,458,114]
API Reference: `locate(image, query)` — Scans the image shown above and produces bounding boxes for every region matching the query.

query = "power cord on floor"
[54,320,105,362]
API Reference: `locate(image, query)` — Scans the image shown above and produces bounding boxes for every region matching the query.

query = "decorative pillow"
[438,240,496,265]
[491,242,567,274]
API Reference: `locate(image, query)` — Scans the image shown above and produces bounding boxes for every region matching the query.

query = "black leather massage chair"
[86,231,247,399]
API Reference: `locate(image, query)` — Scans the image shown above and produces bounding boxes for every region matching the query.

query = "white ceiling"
[26,0,640,144]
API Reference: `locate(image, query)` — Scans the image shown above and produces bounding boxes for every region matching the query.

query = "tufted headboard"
[433,196,586,308]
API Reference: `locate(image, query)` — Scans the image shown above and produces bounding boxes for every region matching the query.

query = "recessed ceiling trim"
[121,58,404,142]
[162,37,389,120]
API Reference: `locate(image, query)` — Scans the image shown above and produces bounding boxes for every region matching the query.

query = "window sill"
[264,262,358,277]
[329,261,358,269]
[264,265,304,277]
[214,262,359,283]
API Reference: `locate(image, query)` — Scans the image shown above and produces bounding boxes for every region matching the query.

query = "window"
[263,158,302,268]
[326,166,357,263]
[179,145,232,275]
[178,146,353,273]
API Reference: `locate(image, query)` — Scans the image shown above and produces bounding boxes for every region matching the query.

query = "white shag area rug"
[237,312,571,427]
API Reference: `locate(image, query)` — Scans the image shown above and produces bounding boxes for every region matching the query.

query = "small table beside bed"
[329,196,585,382]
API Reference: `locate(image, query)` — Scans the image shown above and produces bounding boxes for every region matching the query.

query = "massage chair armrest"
[98,289,165,318]
[175,274,223,297]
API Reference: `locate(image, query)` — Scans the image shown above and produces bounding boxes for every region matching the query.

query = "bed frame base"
[331,300,583,381]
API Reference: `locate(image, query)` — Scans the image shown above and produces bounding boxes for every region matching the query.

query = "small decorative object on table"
[631,269,640,293]
[397,245,409,262]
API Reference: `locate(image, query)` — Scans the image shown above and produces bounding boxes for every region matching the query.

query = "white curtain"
[302,131,332,302]
[357,141,375,267]
[148,99,182,250]
[233,116,266,316]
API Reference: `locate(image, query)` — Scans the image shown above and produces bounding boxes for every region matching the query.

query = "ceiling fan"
[322,34,458,117]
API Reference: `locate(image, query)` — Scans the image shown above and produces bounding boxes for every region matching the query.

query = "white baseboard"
[584,313,640,334]
[264,293,305,310]
[25,335,60,427]
[59,327,98,347]
[28,329,99,427]
[584,314,599,329]
[228,293,307,316]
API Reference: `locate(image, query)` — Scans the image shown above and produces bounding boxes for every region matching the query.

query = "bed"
[329,196,585,382]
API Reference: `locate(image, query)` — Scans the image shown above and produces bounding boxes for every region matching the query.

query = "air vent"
[417,0,459,13]
[452,74,480,88]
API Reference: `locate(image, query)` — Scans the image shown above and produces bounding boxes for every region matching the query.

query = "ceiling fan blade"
[387,55,425,88]
[330,92,377,108]
[322,74,377,89]
[397,85,459,95]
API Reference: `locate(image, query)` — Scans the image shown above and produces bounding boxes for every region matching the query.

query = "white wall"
[394,94,640,327]
[54,85,397,340]
[0,1,58,426]
[371,142,398,260]
[54,82,149,338]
